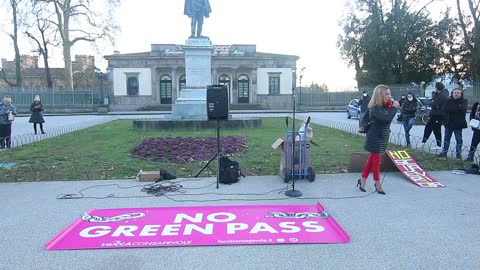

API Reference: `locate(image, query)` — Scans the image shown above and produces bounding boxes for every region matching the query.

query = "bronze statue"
[184,0,212,38]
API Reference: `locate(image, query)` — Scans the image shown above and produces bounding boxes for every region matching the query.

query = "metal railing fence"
[297,86,480,108]
[0,89,102,108]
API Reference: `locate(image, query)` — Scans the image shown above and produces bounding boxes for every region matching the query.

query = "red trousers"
[361,153,381,181]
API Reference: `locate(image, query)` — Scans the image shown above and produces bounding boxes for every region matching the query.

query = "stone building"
[0,55,99,90]
[104,44,299,111]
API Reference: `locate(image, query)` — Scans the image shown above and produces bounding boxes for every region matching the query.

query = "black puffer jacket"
[365,104,397,153]
[429,89,448,118]
[444,97,467,129]
[401,99,418,121]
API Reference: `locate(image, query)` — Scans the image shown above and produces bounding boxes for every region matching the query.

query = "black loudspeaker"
[207,84,229,120]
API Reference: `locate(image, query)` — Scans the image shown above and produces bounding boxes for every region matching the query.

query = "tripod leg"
[195,153,218,178]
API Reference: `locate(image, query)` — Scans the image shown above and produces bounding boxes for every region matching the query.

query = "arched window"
[218,74,230,92]
[237,75,249,104]
[160,75,172,104]
[179,74,186,91]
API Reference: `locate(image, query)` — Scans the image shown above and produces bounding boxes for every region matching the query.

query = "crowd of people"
[358,82,479,195]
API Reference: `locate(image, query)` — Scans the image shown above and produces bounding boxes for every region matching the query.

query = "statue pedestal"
[172,37,213,120]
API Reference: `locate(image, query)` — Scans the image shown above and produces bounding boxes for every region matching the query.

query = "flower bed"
[131,136,248,163]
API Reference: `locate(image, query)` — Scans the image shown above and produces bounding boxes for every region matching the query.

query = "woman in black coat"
[357,85,399,195]
[29,95,45,135]
[466,101,480,161]
[438,88,467,158]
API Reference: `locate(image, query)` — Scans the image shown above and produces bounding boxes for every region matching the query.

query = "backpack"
[359,109,370,134]
[219,157,241,184]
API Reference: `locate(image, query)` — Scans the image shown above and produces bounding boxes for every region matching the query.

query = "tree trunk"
[43,54,53,89]
[63,43,73,90]
[11,0,22,89]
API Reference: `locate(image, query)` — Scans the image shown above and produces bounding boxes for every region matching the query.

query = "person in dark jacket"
[422,82,448,149]
[358,90,370,123]
[358,91,370,113]
[29,95,46,135]
[357,84,399,195]
[0,96,17,149]
[401,92,418,146]
[438,88,468,158]
[466,101,480,161]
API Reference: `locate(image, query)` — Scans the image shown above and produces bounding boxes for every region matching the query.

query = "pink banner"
[45,203,350,250]
[387,150,445,188]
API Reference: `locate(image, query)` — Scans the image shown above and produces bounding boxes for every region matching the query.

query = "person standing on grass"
[438,88,468,158]
[421,82,448,149]
[401,92,418,147]
[29,95,46,135]
[357,84,399,195]
[0,96,17,149]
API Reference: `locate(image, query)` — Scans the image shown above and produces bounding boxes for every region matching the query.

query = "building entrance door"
[237,75,249,104]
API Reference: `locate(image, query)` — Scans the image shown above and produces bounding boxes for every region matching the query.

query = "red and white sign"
[387,150,445,188]
[45,203,350,250]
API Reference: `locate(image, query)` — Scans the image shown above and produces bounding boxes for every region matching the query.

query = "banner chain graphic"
[266,211,329,219]
[81,212,146,223]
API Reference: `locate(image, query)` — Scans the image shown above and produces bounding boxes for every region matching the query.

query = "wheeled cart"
[281,118,316,183]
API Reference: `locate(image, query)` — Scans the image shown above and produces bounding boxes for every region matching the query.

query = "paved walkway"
[0,172,478,269]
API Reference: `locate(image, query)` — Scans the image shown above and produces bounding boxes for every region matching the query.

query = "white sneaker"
[431,146,442,150]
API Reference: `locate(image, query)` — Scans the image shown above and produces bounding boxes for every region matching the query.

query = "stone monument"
[172,0,213,120]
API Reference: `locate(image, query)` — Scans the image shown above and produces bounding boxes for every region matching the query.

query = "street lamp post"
[100,73,104,106]
[299,67,306,105]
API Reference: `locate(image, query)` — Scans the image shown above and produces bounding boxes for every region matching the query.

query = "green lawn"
[0,118,462,182]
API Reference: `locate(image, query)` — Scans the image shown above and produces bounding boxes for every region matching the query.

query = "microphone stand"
[285,87,302,197]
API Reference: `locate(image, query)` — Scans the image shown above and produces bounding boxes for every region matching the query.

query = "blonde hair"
[368,84,390,108]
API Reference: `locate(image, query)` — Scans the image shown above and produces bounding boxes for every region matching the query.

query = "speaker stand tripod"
[195,119,222,189]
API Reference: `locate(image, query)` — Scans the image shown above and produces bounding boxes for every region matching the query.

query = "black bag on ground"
[466,164,480,175]
[219,157,241,184]
[157,169,176,182]
[359,109,370,134]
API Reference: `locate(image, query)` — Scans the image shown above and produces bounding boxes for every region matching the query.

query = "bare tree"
[24,6,58,89]
[35,0,119,90]
[1,0,24,88]
[456,0,480,97]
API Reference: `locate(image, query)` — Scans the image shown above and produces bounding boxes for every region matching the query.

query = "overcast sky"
[0,0,456,90]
